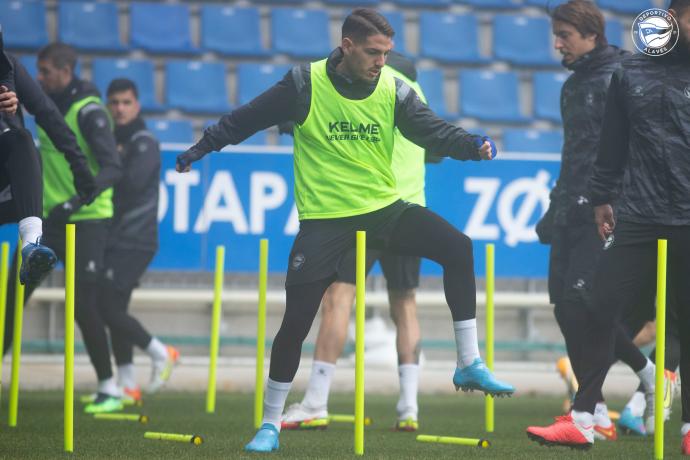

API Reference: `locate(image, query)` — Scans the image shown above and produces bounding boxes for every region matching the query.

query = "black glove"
[69,158,97,205]
[46,196,81,228]
[535,204,555,245]
[176,147,206,172]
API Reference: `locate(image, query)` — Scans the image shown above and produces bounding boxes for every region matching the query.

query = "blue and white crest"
[631,9,679,56]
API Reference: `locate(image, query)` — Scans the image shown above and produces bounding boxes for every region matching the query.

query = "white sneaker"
[645,370,678,434]
[281,402,329,430]
[146,346,180,394]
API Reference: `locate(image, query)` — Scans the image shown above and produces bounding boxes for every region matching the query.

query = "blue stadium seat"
[419,12,484,63]
[0,0,48,50]
[236,64,292,106]
[58,1,124,51]
[166,61,230,114]
[392,0,451,7]
[22,114,38,140]
[416,68,456,120]
[533,71,568,123]
[503,128,563,153]
[130,3,196,54]
[494,14,558,66]
[381,11,408,55]
[201,6,268,57]
[459,70,528,123]
[145,119,194,144]
[324,0,379,4]
[458,0,522,8]
[597,0,654,14]
[523,0,569,8]
[17,55,81,80]
[204,120,269,145]
[605,18,623,48]
[271,9,331,59]
[91,58,161,112]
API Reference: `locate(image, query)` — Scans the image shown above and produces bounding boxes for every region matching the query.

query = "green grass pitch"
[0,391,685,459]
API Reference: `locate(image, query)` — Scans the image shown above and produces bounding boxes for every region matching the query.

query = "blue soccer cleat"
[244,423,280,453]
[19,239,57,286]
[618,407,646,436]
[453,358,515,397]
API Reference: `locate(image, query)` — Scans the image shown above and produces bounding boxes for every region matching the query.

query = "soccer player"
[101,78,178,402]
[4,43,123,414]
[527,0,690,452]
[281,50,430,432]
[177,9,515,453]
[535,0,680,441]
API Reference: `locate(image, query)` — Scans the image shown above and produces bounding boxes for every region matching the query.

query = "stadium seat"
[58,1,124,51]
[91,58,161,112]
[22,114,38,140]
[146,119,194,144]
[17,55,81,80]
[203,120,269,146]
[130,3,196,54]
[605,18,623,48]
[324,0,379,4]
[459,70,528,123]
[523,0,569,8]
[166,61,230,114]
[271,9,331,59]
[533,71,568,123]
[381,11,408,55]
[503,128,563,153]
[457,0,521,8]
[419,12,484,63]
[201,6,268,57]
[597,0,654,14]
[416,68,456,120]
[0,0,48,50]
[392,0,451,7]
[493,14,558,66]
[236,64,292,106]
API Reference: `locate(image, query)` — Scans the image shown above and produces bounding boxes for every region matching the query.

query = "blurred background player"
[176,8,513,453]
[281,50,431,432]
[4,42,124,414]
[101,78,178,402]
[528,0,690,452]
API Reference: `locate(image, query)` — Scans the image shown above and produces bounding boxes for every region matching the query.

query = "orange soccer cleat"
[527,414,594,450]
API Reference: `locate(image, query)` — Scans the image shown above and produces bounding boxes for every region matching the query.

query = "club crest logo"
[290,253,305,270]
[603,234,615,250]
[684,86,690,99]
[631,9,679,56]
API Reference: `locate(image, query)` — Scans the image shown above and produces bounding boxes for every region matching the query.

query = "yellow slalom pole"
[330,414,372,425]
[655,239,667,460]
[94,413,148,424]
[0,242,10,409]
[417,435,491,448]
[65,225,76,452]
[485,244,495,433]
[354,231,366,456]
[206,245,225,414]
[8,239,25,427]
[144,432,203,445]
[254,239,268,429]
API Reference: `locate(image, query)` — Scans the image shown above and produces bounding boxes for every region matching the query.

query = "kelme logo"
[631,9,679,56]
[603,234,615,250]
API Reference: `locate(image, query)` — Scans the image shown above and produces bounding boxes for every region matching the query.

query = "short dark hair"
[669,0,690,14]
[551,0,607,47]
[37,42,78,72]
[342,8,394,43]
[107,78,139,99]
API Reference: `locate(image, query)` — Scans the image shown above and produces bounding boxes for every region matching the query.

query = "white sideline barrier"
[28,288,551,311]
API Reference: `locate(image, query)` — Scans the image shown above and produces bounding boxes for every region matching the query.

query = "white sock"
[636,359,656,393]
[117,364,136,389]
[396,364,419,419]
[593,402,611,428]
[301,360,335,410]
[453,319,480,368]
[18,216,42,248]
[625,391,646,417]
[681,423,690,436]
[98,377,119,397]
[571,409,593,428]
[146,338,168,362]
[263,378,292,432]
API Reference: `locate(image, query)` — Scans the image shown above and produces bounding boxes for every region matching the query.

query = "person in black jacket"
[534,0,680,439]
[528,0,690,452]
[101,79,177,402]
[3,43,123,414]
[178,8,513,453]
[0,29,96,291]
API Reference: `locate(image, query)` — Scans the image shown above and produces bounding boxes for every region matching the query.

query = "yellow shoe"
[394,417,418,432]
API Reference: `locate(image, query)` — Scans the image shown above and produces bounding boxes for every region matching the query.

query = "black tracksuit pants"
[0,129,42,224]
[3,220,114,382]
[572,221,690,424]
[99,247,155,365]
